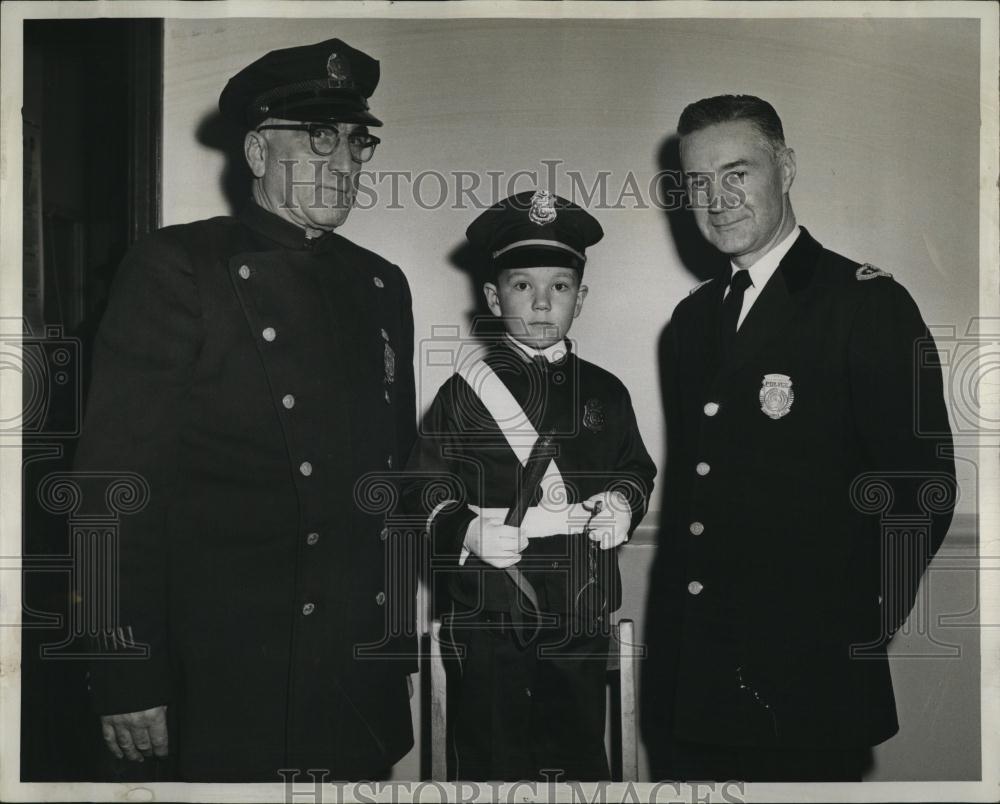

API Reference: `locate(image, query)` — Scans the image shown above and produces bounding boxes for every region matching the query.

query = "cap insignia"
[327,51,353,88]
[528,190,558,226]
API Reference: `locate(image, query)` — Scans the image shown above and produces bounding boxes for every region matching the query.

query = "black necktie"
[720,269,753,359]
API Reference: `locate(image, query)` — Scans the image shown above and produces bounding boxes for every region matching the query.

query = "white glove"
[462,512,527,569]
[467,503,591,540]
[582,490,632,550]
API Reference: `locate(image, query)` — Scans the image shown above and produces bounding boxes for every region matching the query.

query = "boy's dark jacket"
[404,337,657,617]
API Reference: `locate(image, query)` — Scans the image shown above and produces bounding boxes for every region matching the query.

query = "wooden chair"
[427,618,639,781]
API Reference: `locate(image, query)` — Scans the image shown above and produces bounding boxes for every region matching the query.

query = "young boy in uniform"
[404,190,656,781]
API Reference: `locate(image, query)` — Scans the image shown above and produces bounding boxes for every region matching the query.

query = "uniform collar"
[502,333,573,364]
[239,201,339,252]
[729,225,801,290]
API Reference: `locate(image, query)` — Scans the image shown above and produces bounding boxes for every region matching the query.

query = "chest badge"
[384,342,395,385]
[759,373,794,420]
[583,398,606,432]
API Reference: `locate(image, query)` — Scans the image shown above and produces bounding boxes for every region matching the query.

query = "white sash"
[455,358,566,509]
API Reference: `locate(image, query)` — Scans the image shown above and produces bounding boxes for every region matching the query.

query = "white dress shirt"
[504,332,570,363]
[726,225,801,330]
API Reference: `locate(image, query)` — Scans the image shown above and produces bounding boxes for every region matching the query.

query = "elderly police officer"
[644,95,956,781]
[75,38,417,781]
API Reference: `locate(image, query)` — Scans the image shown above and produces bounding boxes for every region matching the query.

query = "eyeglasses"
[255,123,381,163]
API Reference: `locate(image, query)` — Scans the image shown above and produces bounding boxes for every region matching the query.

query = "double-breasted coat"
[74,203,417,781]
[644,227,956,758]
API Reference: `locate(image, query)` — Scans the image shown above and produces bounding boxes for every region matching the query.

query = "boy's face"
[483,265,588,349]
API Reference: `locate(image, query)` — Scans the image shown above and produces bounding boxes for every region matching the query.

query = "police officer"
[75,38,417,781]
[644,95,956,781]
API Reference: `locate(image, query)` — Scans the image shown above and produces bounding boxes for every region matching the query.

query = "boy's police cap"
[219,37,382,129]
[466,191,604,275]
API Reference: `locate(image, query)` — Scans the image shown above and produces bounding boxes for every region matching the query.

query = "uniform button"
[262,326,276,342]
[375,592,386,606]
[373,276,384,288]
[687,581,704,596]
[299,461,313,476]
[302,602,315,615]
[306,532,319,546]
[379,527,389,541]
[696,461,711,476]
[282,394,295,409]
[689,521,705,536]
[384,389,391,404]
[525,688,532,697]
[238,264,251,280]
[386,455,393,468]
[703,402,719,417]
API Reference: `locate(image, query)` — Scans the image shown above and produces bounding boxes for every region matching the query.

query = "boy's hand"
[463,513,528,569]
[582,491,632,550]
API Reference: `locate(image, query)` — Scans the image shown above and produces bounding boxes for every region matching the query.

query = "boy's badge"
[383,342,395,384]
[856,263,893,281]
[528,190,557,225]
[759,373,794,419]
[583,398,606,432]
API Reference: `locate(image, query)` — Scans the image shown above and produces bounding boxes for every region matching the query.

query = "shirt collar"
[730,225,801,288]
[503,332,572,364]
[239,201,339,252]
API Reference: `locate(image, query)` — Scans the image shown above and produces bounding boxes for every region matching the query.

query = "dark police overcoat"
[644,227,956,757]
[74,203,417,781]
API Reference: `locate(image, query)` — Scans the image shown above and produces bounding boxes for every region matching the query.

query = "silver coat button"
[299,461,313,477]
[375,592,386,606]
[688,581,704,595]
[689,521,705,536]
[696,461,711,476]
[703,402,719,417]
[238,265,251,280]
[302,602,315,615]
[384,390,391,404]
[262,327,276,342]
[306,532,319,546]
[282,394,295,409]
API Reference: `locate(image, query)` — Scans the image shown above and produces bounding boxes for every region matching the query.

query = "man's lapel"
[715,227,822,383]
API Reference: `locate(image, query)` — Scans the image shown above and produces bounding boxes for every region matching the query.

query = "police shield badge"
[759,373,794,419]
[528,189,558,225]
[583,398,606,432]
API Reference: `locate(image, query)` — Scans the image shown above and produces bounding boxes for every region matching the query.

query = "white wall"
[161,15,983,782]
[163,15,981,514]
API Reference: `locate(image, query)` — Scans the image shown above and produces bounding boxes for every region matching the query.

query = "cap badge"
[528,190,558,226]
[384,343,396,385]
[327,51,353,88]
[856,263,893,281]
[759,373,794,420]
[583,398,606,432]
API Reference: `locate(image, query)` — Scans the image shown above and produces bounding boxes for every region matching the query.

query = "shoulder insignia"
[688,278,713,296]
[856,263,893,281]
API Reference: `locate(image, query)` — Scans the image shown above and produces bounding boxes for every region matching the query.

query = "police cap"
[466,190,604,276]
[219,37,382,129]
